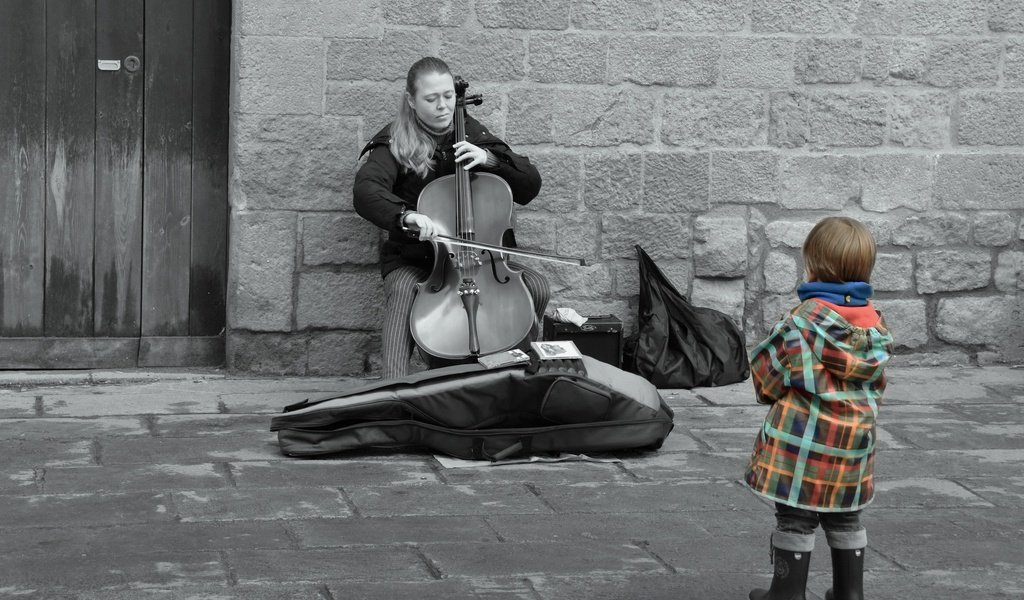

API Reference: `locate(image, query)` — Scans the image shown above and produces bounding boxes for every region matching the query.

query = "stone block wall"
[228,0,1024,374]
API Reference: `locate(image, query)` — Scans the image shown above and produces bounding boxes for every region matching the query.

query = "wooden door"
[0,0,230,368]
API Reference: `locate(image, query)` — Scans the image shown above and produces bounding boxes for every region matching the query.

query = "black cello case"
[271,354,674,461]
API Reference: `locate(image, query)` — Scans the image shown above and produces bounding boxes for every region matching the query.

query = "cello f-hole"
[482,249,511,284]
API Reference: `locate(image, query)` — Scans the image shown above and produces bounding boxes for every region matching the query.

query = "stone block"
[234,115,359,211]
[857,215,897,246]
[325,82,402,134]
[751,0,859,33]
[935,154,1024,210]
[613,259,691,298]
[440,32,525,82]
[643,153,709,213]
[975,213,1017,247]
[663,91,767,148]
[237,0,381,36]
[536,262,613,299]
[957,92,1024,146]
[229,331,308,375]
[765,219,815,248]
[507,88,655,146]
[780,155,860,209]
[528,33,606,84]
[995,251,1024,292]
[936,296,1016,346]
[875,299,928,348]
[229,212,295,332]
[889,92,950,148]
[989,0,1024,31]
[476,0,571,29]
[861,154,933,212]
[892,214,971,247]
[862,38,929,85]
[554,214,601,263]
[571,0,659,30]
[854,0,989,34]
[608,36,719,87]
[795,37,862,83]
[307,331,375,375]
[236,36,324,115]
[691,278,745,325]
[326,31,432,82]
[520,151,582,213]
[770,92,887,148]
[760,293,797,331]
[763,251,799,294]
[721,38,795,88]
[916,250,992,294]
[296,272,383,329]
[710,151,780,205]
[924,40,1002,87]
[383,0,469,26]
[583,153,643,211]
[302,214,379,266]
[514,212,557,251]
[602,214,690,260]
[694,216,747,277]
[873,253,914,292]
[662,0,747,32]
[1006,40,1024,87]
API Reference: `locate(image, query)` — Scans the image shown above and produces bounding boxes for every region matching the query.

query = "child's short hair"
[802,216,876,283]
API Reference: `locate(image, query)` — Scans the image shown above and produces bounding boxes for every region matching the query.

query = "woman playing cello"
[353,57,549,379]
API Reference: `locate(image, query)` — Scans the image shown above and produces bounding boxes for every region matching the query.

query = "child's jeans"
[771,502,867,552]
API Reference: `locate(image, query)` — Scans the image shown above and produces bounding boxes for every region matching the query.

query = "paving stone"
[694,382,758,406]
[330,579,537,600]
[0,417,148,441]
[884,378,991,404]
[439,461,630,486]
[228,547,430,584]
[173,487,351,522]
[0,395,38,418]
[687,427,759,453]
[0,550,226,589]
[882,421,1024,451]
[422,540,664,577]
[656,429,704,452]
[41,463,228,494]
[847,570,1024,600]
[486,509,715,544]
[0,491,175,528]
[288,515,496,547]
[0,440,95,468]
[0,521,293,556]
[530,572,764,600]
[872,477,994,509]
[531,480,763,513]
[101,435,285,465]
[658,389,705,408]
[870,526,1024,570]
[231,459,438,489]
[152,414,272,437]
[958,476,1024,509]
[346,483,552,517]
[41,393,220,417]
[876,450,1024,481]
[18,584,329,600]
[218,391,342,414]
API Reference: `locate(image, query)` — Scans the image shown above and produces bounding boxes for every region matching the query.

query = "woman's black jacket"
[352,116,542,278]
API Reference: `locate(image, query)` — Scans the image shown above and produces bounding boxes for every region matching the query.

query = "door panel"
[0,0,46,336]
[45,0,97,336]
[95,0,144,336]
[143,0,194,337]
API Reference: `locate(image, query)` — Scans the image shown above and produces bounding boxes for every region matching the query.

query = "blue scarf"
[797,281,872,307]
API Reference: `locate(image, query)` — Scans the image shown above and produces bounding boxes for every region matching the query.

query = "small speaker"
[542,314,623,368]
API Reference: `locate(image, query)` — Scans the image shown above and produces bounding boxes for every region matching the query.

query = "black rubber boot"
[749,546,811,600]
[824,547,865,600]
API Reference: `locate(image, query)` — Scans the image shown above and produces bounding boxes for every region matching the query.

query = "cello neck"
[453,77,474,241]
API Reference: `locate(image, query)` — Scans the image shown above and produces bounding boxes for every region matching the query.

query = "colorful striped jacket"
[743,299,894,512]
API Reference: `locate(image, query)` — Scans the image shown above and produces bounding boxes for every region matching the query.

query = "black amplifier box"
[542,314,624,368]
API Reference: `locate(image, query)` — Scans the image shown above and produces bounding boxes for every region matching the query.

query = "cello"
[407,78,536,360]
[409,77,582,362]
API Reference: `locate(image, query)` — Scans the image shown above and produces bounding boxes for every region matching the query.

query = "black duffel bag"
[623,245,750,389]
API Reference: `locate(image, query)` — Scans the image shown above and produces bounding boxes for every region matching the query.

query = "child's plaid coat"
[743,299,894,512]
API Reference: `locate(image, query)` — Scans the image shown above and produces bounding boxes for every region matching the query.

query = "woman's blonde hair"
[802,216,877,282]
[390,57,452,178]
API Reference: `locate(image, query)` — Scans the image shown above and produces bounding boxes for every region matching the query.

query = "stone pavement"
[0,366,1021,599]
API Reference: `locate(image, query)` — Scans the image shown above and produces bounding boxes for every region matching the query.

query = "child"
[744,217,894,600]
